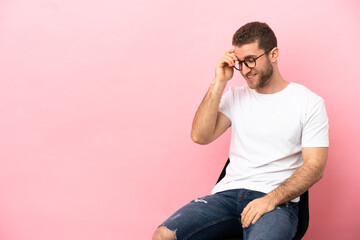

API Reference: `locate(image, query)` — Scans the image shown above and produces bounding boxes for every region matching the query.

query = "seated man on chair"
[152,21,329,240]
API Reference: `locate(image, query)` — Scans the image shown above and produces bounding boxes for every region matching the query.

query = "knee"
[152,226,176,240]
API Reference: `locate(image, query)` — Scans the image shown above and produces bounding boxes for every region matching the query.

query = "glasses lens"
[245,58,256,68]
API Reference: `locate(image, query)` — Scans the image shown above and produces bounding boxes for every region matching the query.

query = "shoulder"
[290,83,324,105]
[289,83,328,124]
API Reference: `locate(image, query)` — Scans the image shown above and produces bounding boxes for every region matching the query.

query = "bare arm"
[190,81,231,144]
[265,147,328,204]
[241,147,328,228]
[191,49,237,144]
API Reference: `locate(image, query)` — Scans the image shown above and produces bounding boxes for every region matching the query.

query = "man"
[153,22,329,240]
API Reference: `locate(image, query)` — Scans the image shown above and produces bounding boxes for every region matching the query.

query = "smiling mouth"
[246,73,257,82]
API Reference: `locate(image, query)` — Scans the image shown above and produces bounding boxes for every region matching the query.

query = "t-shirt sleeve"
[218,88,233,121]
[301,99,329,147]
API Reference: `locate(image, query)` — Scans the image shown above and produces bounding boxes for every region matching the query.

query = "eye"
[245,58,255,64]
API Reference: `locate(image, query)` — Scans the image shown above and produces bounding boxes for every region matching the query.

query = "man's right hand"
[215,49,238,82]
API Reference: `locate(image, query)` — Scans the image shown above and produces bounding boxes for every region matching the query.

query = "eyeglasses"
[234,52,267,71]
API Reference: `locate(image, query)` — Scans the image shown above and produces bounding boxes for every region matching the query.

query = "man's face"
[234,41,273,91]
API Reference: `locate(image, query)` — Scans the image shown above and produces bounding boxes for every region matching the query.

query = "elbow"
[317,171,325,182]
[312,168,325,184]
[317,163,327,181]
[191,132,211,145]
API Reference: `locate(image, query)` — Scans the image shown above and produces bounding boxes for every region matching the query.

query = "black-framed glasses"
[234,52,267,71]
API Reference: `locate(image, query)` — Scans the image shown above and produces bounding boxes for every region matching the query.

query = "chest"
[231,97,303,143]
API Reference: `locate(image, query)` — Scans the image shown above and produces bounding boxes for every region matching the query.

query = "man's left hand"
[241,197,277,228]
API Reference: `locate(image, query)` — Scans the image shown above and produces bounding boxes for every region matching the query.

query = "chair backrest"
[216,158,309,240]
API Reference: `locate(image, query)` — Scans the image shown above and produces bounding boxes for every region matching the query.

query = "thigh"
[243,202,299,240]
[159,191,243,240]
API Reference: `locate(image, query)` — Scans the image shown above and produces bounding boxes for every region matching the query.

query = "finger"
[241,205,252,225]
[251,212,263,225]
[222,57,235,68]
[247,209,261,228]
[224,55,238,64]
[241,204,251,221]
[243,209,256,228]
[225,49,235,54]
[243,213,252,228]
[227,52,238,59]
[224,52,238,62]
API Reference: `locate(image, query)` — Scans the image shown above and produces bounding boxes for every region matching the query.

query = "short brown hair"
[232,22,277,52]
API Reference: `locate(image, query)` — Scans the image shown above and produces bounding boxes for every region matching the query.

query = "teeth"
[247,73,256,79]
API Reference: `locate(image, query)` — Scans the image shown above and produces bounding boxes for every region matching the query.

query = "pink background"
[0,0,359,239]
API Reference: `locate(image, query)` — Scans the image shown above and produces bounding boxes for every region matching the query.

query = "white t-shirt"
[211,83,329,201]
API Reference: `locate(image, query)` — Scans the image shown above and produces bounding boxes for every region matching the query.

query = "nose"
[241,63,252,75]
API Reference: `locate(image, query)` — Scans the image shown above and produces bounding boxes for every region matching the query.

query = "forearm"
[241,148,328,228]
[264,158,326,206]
[191,79,227,144]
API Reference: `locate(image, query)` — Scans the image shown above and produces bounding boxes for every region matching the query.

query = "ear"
[269,47,279,63]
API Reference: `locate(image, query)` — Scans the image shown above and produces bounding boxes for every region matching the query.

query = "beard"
[245,58,274,90]
[257,59,273,89]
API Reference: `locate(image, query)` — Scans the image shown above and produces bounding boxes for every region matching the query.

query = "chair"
[215,158,309,240]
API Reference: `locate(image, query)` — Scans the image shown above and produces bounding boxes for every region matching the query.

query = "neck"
[255,67,289,94]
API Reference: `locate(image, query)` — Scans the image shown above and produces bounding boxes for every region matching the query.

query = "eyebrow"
[235,54,257,61]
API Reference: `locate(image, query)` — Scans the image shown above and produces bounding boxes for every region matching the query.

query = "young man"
[153,22,329,240]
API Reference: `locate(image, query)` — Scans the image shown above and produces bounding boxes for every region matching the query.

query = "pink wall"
[0,0,359,239]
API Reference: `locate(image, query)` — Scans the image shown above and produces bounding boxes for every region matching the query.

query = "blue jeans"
[159,189,298,240]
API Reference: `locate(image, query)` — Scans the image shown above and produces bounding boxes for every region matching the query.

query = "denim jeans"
[159,189,298,240]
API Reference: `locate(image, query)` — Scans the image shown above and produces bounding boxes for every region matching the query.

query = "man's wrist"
[263,192,281,207]
[212,78,228,91]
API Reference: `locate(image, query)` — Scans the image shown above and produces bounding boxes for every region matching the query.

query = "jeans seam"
[183,217,239,240]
